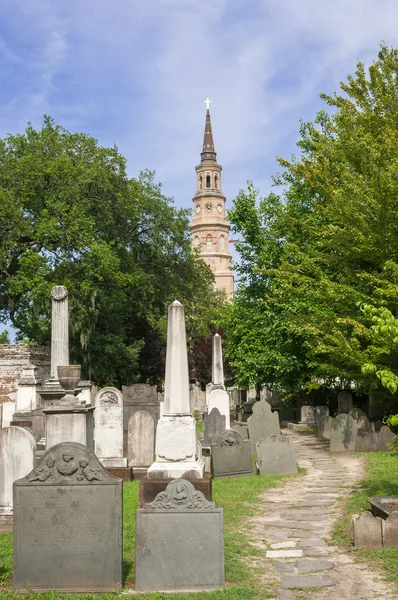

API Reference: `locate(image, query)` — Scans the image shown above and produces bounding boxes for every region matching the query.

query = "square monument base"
[43,406,94,450]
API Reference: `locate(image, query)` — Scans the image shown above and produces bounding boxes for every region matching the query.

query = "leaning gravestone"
[377,425,395,452]
[257,436,298,474]
[211,430,253,478]
[128,410,155,476]
[329,414,357,452]
[204,408,226,445]
[135,478,224,591]
[247,400,280,452]
[355,417,378,452]
[94,387,126,467]
[337,390,353,414]
[13,442,122,592]
[318,416,334,440]
[0,427,35,513]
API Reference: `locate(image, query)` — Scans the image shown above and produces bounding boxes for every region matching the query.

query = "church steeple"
[201,109,217,162]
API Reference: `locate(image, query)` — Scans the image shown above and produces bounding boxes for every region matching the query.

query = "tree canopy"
[222,44,398,409]
[0,117,219,387]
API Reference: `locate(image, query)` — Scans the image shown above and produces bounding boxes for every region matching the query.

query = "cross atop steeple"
[204,97,212,111]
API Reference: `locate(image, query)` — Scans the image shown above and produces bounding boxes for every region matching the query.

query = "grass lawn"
[0,471,290,600]
[331,452,398,584]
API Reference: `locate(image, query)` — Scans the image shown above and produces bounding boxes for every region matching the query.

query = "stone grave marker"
[135,478,224,591]
[94,387,126,468]
[13,441,122,592]
[377,425,395,451]
[353,511,383,549]
[204,407,226,445]
[382,512,398,548]
[211,430,253,478]
[0,427,35,513]
[350,407,365,421]
[318,416,334,440]
[128,410,155,476]
[208,389,230,429]
[232,423,249,440]
[122,383,159,454]
[337,390,353,414]
[355,416,378,452]
[300,405,329,424]
[257,435,298,474]
[329,414,357,452]
[247,400,280,452]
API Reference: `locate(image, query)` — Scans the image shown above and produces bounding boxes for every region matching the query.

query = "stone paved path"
[248,431,398,600]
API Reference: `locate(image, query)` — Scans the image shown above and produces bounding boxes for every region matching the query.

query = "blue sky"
[1,0,398,337]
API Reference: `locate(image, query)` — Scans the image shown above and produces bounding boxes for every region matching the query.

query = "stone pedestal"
[44,405,95,450]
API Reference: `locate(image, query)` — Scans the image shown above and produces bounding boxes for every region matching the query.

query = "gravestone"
[232,423,249,440]
[0,427,35,512]
[13,442,122,592]
[122,383,159,455]
[135,479,224,591]
[300,405,315,423]
[211,430,253,478]
[382,512,398,548]
[94,387,127,467]
[337,390,353,414]
[204,408,226,445]
[355,417,378,452]
[329,414,357,452]
[128,410,155,476]
[377,425,395,451]
[353,511,383,549]
[318,416,334,440]
[350,408,365,421]
[257,436,298,475]
[208,389,230,429]
[247,400,280,452]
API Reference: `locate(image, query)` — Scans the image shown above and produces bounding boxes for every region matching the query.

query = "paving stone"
[297,500,335,507]
[287,509,331,516]
[297,559,334,573]
[270,521,322,531]
[286,514,328,522]
[288,531,327,538]
[266,550,303,558]
[274,561,296,573]
[270,541,298,549]
[297,538,328,548]
[304,548,330,556]
[281,574,337,588]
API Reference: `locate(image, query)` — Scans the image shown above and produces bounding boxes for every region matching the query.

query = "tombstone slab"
[211,430,253,478]
[300,405,328,424]
[355,417,378,452]
[0,427,35,512]
[353,511,383,549]
[318,416,334,440]
[247,400,280,452]
[329,414,357,452]
[135,479,224,591]
[377,426,395,451]
[337,390,353,414]
[207,389,230,429]
[94,387,126,467]
[122,384,159,454]
[204,407,226,445]
[128,410,155,471]
[382,511,398,548]
[13,442,122,592]
[257,435,298,475]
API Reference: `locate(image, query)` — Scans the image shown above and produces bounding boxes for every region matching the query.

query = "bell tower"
[190,100,234,298]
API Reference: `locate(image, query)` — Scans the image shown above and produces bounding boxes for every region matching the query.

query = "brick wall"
[0,345,51,404]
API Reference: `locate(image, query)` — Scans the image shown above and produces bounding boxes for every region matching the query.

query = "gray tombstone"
[211,430,253,478]
[355,417,378,452]
[256,436,298,475]
[122,384,159,454]
[135,479,224,591]
[204,408,226,445]
[13,442,122,592]
[350,408,366,421]
[314,406,329,422]
[0,427,36,512]
[318,416,334,440]
[330,414,357,452]
[382,512,398,548]
[300,405,315,423]
[247,400,280,452]
[232,423,250,440]
[377,425,395,451]
[353,511,383,549]
[337,390,353,414]
[128,410,155,472]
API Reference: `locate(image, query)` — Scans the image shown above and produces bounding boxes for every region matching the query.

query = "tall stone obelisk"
[147,301,204,479]
[50,285,69,381]
[212,333,224,388]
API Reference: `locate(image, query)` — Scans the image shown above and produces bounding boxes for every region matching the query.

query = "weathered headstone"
[350,407,365,421]
[353,511,383,549]
[211,430,253,478]
[204,407,226,445]
[122,384,159,455]
[256,435,298,475]
[128,410,155,475]
[329,414,357,452]
[232,423,249,440]
[94,387,127,467]
[377,425,395,452]
[247,400,280,452]
[208,389,230,429]
[382,511,398,548]
[337,390,353,414]
[355,416,378,452]
[0,427,35,512]
[13,442,122,592]
[135,479,224,591]
[318,416,334,440]
[300,405,315,423]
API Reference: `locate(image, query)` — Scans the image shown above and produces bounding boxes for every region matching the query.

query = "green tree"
[0,330,10,343]
[223,44,398,407]
[0,117,218,386]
